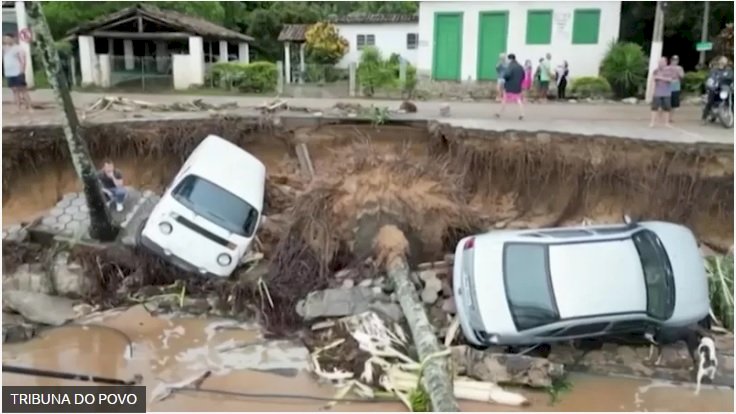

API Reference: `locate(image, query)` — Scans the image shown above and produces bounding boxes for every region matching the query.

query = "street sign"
[18,28,31,43]
[696,41,713,52]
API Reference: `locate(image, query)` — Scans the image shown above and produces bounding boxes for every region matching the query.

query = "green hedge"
[683,71,708,94]
[569,76,612,98]
[209,61,277,93]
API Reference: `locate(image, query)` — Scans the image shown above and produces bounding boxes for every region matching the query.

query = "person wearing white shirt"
[3,33,32,112]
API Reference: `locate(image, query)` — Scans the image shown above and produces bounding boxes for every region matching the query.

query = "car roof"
[547,240,647,318]
[185,135,266,210]
[476,223,651,321]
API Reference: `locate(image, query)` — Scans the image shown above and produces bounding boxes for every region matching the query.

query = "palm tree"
[25,1,118,241]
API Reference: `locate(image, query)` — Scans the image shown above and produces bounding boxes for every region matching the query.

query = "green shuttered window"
[526,10,552,45]
[572,9,601,44]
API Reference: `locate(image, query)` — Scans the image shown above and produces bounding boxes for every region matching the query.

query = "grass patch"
[705,253,734,331]
[547,375,573,405]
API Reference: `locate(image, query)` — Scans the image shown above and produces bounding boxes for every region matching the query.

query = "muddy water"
[2,306,732,412]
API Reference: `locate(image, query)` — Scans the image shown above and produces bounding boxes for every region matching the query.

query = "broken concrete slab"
[2,263,55,295]
[421,289,439,305]
[2,312,37,343]
[451,345,565,388]
[51,252,95,298]
[295,287,389,321]
[368,302,403,322]
[2,291,78,326]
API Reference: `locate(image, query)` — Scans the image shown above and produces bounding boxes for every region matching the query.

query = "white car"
[453,221,710,346]
[139,135,265,277]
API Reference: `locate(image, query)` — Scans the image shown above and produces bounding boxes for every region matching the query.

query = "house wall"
[335,22,419,67]
[417,1,621,81]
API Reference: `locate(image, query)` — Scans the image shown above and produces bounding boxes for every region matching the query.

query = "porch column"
[108,38,113,55]
[155,40,168,71]
[78,35,97,86]
[219,40,228,62]
[284,42,291,84]
[238,42,249,63]
[14,1,33,87]
[123,39,134,69]
[299,43,306,84]
[188,36,205,86]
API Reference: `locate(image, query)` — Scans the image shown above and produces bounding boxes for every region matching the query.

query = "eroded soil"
[2,119,734,411]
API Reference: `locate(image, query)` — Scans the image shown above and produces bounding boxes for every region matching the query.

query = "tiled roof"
[329,13,418,24]
[277,24,311,42]
[66,3,253,42]
[278,14,417,42]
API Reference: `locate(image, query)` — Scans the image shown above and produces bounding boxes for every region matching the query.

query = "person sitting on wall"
[98,159,127,212]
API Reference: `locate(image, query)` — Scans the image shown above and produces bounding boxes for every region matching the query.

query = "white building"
[278,14,419,84]
[332,14,419,68]
[65,4,252,90]
[417,1,622,81]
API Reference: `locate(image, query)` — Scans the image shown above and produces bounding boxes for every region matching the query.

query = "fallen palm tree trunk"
[373,225,459,412]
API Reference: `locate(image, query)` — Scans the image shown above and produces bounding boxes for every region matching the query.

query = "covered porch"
[65,4,253,90]
[277,24,310,85]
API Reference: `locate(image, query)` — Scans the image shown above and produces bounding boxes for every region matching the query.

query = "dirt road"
[2,89,733,144]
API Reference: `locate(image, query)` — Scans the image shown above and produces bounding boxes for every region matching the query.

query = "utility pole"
[25,1,119,241]
[645,1,665,103]
[698,1,710,69]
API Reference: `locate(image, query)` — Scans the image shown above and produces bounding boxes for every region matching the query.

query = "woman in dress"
[522,60,533,99]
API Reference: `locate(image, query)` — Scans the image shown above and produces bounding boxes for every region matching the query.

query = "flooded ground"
[2,306,732,412]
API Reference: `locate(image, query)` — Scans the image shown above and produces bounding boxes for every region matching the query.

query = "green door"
[477,12,508,81]
[432,13,463,81]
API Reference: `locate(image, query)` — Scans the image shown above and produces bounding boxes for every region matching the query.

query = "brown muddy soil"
[2,306,733,412]
[3,118,733,333]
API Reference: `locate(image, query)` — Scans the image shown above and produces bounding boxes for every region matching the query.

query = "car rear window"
[172,174,259,237]
[632,230,675,320]
[504,244,559,331]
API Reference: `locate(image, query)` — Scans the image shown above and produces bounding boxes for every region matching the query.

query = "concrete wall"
[335,22,419,68]
[417,1,621,81]
[172,36,205,90]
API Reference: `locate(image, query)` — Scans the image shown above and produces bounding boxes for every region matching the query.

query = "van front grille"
[175,216,230,247]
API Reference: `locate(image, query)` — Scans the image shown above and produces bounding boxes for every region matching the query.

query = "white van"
[138,135,266,277]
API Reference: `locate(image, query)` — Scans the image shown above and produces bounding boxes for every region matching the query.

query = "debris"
[341,279,355,289]
[2,263,55,295]
[2,291,77,326]
[51,252,95,298]
[451,345,565,388]
[296,287,388,321]
[2,312,37,343]
[83,96,237,117]
[440,104,451,117]
[258,99,288,113]
[622,97,638,104]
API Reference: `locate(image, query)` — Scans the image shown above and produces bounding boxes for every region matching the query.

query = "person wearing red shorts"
[495,53,525,120]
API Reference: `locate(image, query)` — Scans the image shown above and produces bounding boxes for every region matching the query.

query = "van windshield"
[172,174,258,237]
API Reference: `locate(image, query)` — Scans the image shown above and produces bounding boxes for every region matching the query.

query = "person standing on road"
[495,53,507,102]
[3,34,32,112]
[538,53,554,102]
[556,61,569,100]
[522,59,533,99]
[668,55,685,122]
[649,57,673,128]
[495,53,525,120]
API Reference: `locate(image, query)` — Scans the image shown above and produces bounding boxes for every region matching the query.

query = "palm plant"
[600,41,648,98]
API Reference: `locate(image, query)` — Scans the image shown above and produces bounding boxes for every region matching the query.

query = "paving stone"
[42,216,58,226]
[56,198,71,208]
[64,205,80,214]
[57,214,72,224]
[49,207,65,217]
[72,196,86,207]
[72,211,87,221]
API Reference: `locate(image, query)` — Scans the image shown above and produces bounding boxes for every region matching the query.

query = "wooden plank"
[90,31,190,40]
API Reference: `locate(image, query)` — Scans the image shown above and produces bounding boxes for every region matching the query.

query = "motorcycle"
[704,75,734,129]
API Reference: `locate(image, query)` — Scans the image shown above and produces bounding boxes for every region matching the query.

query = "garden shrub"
[600,42,648,98]
[358,47,417,97]
[569,76,612,98]
[683,71,708,94]
[210,61,277,93]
